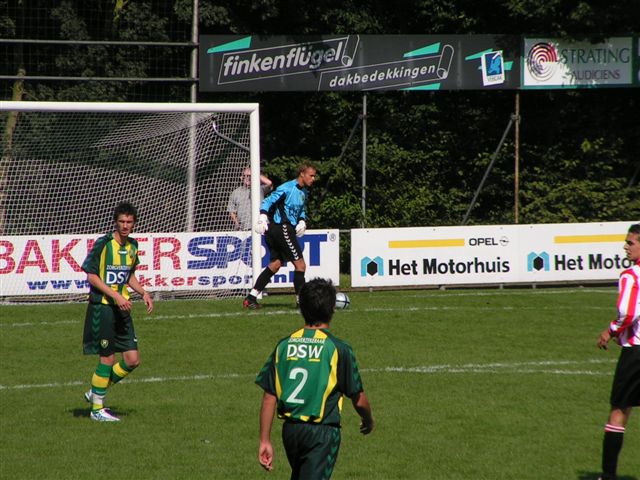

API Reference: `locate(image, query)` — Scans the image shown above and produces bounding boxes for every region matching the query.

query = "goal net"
[0,101,262,302]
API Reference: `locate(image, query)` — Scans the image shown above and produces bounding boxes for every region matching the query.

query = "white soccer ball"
[335,292,350,310]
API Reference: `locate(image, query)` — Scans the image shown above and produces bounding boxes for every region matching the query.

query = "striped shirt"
[609,260,640,347]
[256,327,363,426]
[82,233,140,305]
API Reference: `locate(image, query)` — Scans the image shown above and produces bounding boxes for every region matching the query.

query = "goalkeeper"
[243,162,317,309]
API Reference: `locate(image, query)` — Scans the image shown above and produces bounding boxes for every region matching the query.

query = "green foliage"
[0,1,14,36]
[522,178,639,223]
[3,2,639,228]
[503,0,640,39]
[517,89,640,224]
[1,288,639,478]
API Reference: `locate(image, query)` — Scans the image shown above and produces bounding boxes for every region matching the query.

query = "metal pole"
[514,92,520,224]
[186,116,196,231]
[461,114,515,225]
[361,94,367,228]
[250,109,262,289]
[628,161,640,187]
[186,0,199,230]
[190,0,198,104]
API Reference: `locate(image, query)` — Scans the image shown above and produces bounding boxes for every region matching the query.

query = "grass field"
[1,287,638,480]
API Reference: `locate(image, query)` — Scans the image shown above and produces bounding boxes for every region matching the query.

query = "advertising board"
[201,34,640,91]
[522,37,633,88]
[351,222,634,287]
[200,34,520,92]
[0,230,340,297]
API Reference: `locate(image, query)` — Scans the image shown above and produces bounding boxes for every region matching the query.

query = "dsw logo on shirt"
[287,343,324,360]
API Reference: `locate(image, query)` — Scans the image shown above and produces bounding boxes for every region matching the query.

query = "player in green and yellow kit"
[256,278,374,479]
[81,202,153,422]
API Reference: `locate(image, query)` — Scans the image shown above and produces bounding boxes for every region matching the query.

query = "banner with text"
[0,230,340,297]
[200,34,520,92]
[522,37,634,89]
[351,222,634,287]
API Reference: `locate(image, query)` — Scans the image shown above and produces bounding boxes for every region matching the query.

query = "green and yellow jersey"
[82,233,140,305]
[256,327,364,426]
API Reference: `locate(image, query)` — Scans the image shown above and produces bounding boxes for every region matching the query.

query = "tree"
[3,0,639,231]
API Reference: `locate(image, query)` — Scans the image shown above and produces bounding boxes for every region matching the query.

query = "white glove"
[295,220,306,237]
[255,214,269,234]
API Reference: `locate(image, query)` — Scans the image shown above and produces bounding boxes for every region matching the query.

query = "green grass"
[1,287,638,480]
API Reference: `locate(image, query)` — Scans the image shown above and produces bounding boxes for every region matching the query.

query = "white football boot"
[90,408,120,422]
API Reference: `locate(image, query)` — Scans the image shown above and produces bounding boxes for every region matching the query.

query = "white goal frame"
[0,100,262,298]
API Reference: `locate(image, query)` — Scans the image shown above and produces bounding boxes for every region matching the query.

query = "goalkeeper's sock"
[253,267,276,293]
[293,270,305,295]
[90,363,112,411]
[602,424,624,478]
[109,359,136,386]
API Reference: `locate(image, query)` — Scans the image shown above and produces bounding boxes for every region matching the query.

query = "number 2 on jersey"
[285,367,308,404]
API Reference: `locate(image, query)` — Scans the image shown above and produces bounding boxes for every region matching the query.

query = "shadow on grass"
[268,302,299,309]
[69,406,130,420]
[578,472,638,480]
[245,301,299,310]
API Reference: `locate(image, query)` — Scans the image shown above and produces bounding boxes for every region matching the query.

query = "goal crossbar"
[1,101,262,301]
[0,100,259,113]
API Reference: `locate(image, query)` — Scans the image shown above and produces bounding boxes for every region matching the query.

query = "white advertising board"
[0,230,339,296]
[523,37,633,88]
[351,222,634,287]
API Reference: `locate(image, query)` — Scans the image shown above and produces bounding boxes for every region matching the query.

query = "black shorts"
[265,223,303,263]
[282,422,341,480]
[82,303,138,356]
[610,346,640,408]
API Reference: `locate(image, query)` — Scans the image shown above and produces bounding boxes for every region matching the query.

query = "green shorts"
[282,422,341,480]
[82,303,138,356]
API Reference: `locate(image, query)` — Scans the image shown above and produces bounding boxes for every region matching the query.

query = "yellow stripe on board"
[554,234,625,244]
[389,239,465,248]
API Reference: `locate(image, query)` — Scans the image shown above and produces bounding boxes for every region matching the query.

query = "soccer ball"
[335,292,350,310]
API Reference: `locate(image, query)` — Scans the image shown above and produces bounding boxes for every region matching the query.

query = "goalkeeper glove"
[295,220,306,237]
[255,214,269,234]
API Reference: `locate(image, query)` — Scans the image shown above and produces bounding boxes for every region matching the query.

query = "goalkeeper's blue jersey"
[260,179,307,225]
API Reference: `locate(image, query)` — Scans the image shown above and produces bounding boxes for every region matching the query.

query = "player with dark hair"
[596,223,640,479]
[81,201,153,422]
[255,278,374,479]
[243,162,317,309]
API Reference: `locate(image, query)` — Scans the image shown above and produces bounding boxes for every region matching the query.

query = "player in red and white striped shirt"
[596,223,640,480]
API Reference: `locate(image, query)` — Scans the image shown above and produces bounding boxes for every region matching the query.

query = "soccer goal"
[0,101,262,302]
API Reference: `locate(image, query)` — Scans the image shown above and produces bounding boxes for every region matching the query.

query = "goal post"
[0,101,262,301]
